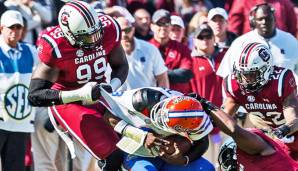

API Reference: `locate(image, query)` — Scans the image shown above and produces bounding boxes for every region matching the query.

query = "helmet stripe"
[168,110,205,118]
[239,43,255,67]
[72,1,96,26]
[244,43,260,66]
[68,2,94,28]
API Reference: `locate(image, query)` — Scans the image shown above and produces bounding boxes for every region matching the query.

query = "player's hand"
[159,143,186,165]
[144,132,170,149]
[90,83,113,101]
[272,125,291,139]
[188,92,216,114]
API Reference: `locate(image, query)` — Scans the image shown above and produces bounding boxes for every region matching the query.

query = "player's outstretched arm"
[199,96,275,156]
[108,44,128,90]
[221,96,240,116]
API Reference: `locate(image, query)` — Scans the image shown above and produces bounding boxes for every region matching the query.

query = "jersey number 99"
[76,58,107,84]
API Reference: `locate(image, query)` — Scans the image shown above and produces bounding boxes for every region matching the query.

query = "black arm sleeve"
[28,78,63,106]
[186,135,209,162]
[168,69,193,83]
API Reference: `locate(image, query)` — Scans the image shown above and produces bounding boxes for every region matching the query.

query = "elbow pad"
[28,79,62,106]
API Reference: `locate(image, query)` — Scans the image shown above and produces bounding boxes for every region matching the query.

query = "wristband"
[60,89,86,104]
[110,78,121,91]
[184,156,190,166]
[123,125,148,143]
[114,120,128,134]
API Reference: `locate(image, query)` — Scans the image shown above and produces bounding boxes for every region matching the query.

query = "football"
[161,135,192,155]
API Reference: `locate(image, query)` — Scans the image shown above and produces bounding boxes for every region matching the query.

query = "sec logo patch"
[4,84,32,120]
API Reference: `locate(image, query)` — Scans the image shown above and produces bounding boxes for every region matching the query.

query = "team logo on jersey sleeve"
[247,95,255,102]
[4,84,32,120]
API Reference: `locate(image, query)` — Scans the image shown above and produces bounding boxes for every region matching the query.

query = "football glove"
[187,92,218,114]
[272,125,291,139]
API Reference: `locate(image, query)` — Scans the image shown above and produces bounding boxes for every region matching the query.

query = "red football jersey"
[224,66,298,158]
[37,15,121,90]
[237,129,298,171]
[224,66,297,128]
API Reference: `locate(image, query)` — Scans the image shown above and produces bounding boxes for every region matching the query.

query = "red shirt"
[237,129,298,171]
[149,39,192,93]
[228,0,297,36]
[190,48,227,107]
[37,15,121,91]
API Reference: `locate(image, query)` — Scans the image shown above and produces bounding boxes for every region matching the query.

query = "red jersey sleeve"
[281,70,297,101]
[37,36,57,67]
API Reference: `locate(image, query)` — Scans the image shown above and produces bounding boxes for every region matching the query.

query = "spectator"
[188,11,208,34]
[207,7,238,48]
[175,0,213,24]
[149,9,193,94]
[189,23,228,167]
[0,10,38,171]
[4,0,53,44]
[169,15,185,43]
[217,3,298,79]
[133,8,153,41]
[116,16,169,90]
[228,0,297,36]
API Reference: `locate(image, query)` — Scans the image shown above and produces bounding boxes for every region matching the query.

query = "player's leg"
[122,154,164,171]
[161,157,215,171]
[49,103,120,160]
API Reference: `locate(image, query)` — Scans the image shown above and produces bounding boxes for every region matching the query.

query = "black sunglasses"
[197,34,213,40]
[121,27,133,34]
[155,21,170,27]
[8,24,23,30]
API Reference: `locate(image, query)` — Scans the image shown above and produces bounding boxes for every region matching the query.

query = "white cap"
[113,6,135,24]
[208,7,228,21]
[170,15,185,29]
[1,10,24,27]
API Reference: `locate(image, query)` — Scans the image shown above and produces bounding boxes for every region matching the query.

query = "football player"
[27,1,128,171]
[102,87,215,171]
[194,94,298,171]
[222,42,298,160]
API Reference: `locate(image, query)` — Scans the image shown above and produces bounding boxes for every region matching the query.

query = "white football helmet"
[58,1,103,50]
[233,42,273,93]
[218,137,237,171]
[150,96,213,138]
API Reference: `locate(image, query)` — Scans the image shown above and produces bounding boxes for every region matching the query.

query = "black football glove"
[91,83,113,101]
[187,93,218,114]
[273,125,291,139]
